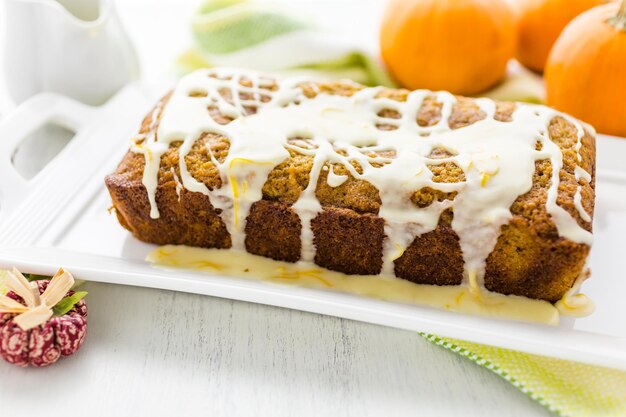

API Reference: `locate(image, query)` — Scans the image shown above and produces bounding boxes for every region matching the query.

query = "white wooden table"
[1,283,550,417]
[0,1,551,415]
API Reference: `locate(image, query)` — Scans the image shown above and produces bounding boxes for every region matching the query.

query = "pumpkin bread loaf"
[105,73,595,303]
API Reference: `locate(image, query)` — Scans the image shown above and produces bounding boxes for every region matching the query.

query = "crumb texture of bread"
[105,72,595,303]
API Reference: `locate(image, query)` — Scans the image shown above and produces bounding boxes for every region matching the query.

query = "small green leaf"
[52,291,88,316]
[24,273,51,282]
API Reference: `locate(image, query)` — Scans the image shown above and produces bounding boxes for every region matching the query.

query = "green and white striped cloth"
[176,2,625,415]
[176,0,395,87]
[422,334,626,417]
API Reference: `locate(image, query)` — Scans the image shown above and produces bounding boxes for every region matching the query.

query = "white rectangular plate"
[1,86,625,370]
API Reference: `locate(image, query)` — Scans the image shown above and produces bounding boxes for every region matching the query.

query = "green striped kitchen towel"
[176,0,395,87]
[422,334,626,417]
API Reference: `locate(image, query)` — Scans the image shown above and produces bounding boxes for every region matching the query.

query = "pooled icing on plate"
[147,244,561,325]
[131,68,593,302]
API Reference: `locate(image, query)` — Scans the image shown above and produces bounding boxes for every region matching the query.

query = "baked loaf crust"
[105,71,595,302]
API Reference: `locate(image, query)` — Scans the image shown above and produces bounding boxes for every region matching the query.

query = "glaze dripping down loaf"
[105,69,595,302]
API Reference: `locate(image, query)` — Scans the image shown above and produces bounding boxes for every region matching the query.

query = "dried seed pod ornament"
[0,268,87,367]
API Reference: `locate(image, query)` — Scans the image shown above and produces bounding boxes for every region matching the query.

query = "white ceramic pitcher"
[1,0,139,107]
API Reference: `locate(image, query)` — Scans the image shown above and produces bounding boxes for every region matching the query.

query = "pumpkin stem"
[609,0,626,30]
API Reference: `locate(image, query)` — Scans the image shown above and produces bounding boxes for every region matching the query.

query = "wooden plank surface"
[0,283,550,416]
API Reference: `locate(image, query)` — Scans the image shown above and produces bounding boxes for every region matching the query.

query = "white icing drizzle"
[539,114,593,245]
[575,165,592,183]
[574,188,592,223]
[556,268,595,317]
[170,167,183,201]
[572,135,593,224]
[133,68,593,295]
[326,165,348,187]
[130,101,167,218]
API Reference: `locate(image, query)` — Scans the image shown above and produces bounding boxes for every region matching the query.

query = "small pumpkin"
[545,1,626,137]
[0,268,87,367]
[380,0,516,95]
[514,0,611,73]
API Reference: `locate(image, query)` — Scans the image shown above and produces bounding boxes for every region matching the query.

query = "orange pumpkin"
[380,0,516,96]
[514,0,610,73]
[545,1,626,137]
